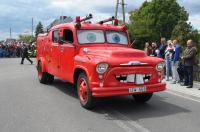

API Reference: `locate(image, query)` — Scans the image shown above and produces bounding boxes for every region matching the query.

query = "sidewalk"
[165,79,200,98]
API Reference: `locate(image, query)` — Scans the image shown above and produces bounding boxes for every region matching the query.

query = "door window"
[53,30,59,43]
[63,29,74,43]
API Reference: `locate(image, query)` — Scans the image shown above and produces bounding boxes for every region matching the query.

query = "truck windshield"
[106,31,128,45]
[77,30,105,44]
[77,30,128,45]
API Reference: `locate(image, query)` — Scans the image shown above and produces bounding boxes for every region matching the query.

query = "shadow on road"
[51,79,78,98]
[94,95,191,121]
[50,78,191,121]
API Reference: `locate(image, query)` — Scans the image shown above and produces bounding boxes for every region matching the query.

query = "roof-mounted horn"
[97,16,118,25]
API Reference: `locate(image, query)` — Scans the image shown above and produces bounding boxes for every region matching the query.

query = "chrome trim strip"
[120,62,148,66]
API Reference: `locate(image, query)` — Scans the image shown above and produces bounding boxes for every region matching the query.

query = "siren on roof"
[76,14,93,28]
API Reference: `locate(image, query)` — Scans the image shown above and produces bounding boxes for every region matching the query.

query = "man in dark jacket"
[158,38,167,59]
[20,44,33,64]
[182,39,197,88]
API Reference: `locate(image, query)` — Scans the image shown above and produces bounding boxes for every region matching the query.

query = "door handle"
[50,46,53,52]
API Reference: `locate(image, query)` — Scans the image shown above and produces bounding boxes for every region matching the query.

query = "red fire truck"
[36,14,166,109]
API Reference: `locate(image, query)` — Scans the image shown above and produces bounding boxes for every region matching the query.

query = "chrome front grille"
[115,74,152,84]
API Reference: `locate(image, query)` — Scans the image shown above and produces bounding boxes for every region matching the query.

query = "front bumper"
[92,83,166,97]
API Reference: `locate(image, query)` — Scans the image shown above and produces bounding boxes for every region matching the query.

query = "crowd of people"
[0,41,36,58]
[144,38,198,89]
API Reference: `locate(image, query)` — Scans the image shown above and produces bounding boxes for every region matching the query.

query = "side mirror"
[58,37,64,45]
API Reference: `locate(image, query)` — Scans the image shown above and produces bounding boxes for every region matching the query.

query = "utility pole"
[115,0,119,19]
[31,17,34,38]
[10,28,12,39]
[115,0,126,24]
[121,0,125,23]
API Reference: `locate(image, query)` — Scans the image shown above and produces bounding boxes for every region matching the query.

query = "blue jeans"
[165,59,172,80]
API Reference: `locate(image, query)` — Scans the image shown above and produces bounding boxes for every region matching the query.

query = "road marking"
[165,91,200,103]
[101,109,136,132]
[102,107,151,132]
[112,119,137,132]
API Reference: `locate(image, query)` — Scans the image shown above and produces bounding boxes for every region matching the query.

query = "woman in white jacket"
[165,40,174,81]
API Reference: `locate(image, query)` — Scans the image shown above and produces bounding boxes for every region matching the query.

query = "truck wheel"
[37,62,54,84]
[47,73,54,84]
[77,72,95,109]
[132,93,153,103]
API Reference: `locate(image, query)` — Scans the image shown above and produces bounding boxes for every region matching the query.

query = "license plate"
[128,87,146,93]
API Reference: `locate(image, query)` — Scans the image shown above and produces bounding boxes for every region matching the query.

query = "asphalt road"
[1,58,200,132]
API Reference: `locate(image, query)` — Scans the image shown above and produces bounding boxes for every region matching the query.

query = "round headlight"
[156,62,165,71]
[96,63,109,74]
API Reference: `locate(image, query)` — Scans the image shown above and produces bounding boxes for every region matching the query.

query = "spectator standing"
[165,40,174,81]
[171,39,181,84]
[177,59,185,83]
[144,42,152,56]
[20,44,33,65]
[150,42,158,57]
[0,45,3,57]
[182,39,197,88]
[158,38,167,59]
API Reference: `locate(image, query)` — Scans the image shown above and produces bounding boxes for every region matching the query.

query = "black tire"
[46,73,54,84]
[37,62,54,84]
[132,93,153,103]
[77,72,95,109]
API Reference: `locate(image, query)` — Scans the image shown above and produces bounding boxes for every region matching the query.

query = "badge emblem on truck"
[120,61,148,66]
[128,61,141,65]
[83,48,89,54]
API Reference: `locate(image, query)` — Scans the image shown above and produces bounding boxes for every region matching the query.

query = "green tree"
[18,35,34,44]
[195,30,200,58]
[128,0,189,49]
[35,21,44,37]
[172,21,200,55]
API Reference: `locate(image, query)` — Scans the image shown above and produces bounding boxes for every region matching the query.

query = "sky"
[0,0,200,40]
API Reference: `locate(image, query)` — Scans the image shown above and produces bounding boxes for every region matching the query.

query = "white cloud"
[189,14,200,30]
[0,0,200,40]
[0,30,19,40]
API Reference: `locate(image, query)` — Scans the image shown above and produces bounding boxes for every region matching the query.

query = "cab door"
[49,30,60,77]
[59,28,75,82]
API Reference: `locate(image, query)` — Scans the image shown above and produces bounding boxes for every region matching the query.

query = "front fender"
[73,55,98,84]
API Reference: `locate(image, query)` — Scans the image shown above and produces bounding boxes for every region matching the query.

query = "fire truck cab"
[36,14,166,109]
